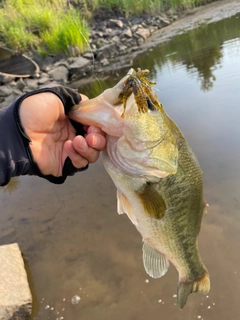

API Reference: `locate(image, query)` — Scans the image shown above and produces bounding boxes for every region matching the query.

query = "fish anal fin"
[142,241,169,279]
[177,271,210,309]
[117,191,138,226]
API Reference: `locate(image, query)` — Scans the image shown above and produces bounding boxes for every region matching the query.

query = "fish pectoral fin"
[117,191,138,226]
[142,241,169,279]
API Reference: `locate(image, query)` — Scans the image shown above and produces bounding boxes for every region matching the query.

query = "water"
[1,13,240,320]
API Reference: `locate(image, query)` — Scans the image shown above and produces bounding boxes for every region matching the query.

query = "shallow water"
[1,13,240,320]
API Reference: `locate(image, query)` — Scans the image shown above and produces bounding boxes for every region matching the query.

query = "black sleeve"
[0,86,88,186]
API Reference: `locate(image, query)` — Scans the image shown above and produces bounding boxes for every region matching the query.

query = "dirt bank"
[143,0,240,48]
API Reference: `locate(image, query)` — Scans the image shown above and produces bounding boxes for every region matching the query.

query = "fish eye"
[146,97,155,111]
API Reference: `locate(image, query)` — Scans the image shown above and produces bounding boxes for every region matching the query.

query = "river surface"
[1,13,240,320]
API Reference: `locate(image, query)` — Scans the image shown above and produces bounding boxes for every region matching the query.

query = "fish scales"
[69,68,210,308]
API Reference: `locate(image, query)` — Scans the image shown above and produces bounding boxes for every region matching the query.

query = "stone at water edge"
[0,243,32,320]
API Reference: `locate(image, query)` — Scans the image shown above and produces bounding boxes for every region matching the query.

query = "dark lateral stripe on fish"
[136,184,166,219]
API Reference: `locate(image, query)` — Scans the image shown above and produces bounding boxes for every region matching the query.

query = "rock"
[68,57,91,75]
[13,89,23,96]
[67,46,81,57]
[1,91,22,108]
[95,31,104,38]
[157,16,171,27]
[136,37,145,45]
[108,19,124,28]
[0,85,12,97]
[37,72,50,85]
[105,28,113,34]
[0,74,15,85]
[53,53,67,63]
[100,58,110,66]
[83,52,95,59]
[53,61,69,69]
[122,27,133,38]
[117,44,128,54]
[131,16,144,25]
[41,56,54,72]
[96,43,119,60]
[131,24,139,33]
[111,35,120,43]
[135,27,151,40]
[154,16,170,29]
[15,78,26,91]
[48,65,69,82]
[150,26,159,33]
[24,78,39,90]
[0,243,32,320]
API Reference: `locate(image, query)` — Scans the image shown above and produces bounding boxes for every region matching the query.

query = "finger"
[72,135,102,163]
[87,125,106,136]
[85,133,106,151]
[79,94,89,102]
[63,140,89,169]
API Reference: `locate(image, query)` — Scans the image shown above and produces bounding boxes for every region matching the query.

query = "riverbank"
[0,0,240,109]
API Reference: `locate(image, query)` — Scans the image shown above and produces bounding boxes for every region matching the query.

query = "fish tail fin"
[177,271,210,309]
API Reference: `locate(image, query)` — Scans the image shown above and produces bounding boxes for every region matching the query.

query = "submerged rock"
[0,243,32,320]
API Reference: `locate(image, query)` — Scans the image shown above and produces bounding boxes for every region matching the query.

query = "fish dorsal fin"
[142,241,169,279]
[117,191,138,226]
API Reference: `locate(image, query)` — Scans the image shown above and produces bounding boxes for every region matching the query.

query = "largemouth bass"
[69,68,210,308]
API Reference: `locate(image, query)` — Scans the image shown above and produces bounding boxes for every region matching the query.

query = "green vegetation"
[0,0,89,55]
[0,0,213,56]
[81,0,210,16]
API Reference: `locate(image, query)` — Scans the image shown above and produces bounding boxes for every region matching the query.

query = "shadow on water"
[1,12,240,320]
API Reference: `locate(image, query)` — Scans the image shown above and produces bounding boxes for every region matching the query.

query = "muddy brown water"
[1,13,240,320]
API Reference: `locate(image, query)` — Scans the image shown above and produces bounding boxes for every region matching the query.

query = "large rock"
[135,27,151,40]
[0,243,32,320]
[68,57,91,75]
[0,86,12,97]
[48,65,69,82]
[108,19,123,28]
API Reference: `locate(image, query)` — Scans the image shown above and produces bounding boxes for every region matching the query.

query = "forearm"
[0,98,34,186]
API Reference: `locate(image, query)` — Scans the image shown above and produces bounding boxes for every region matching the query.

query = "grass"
[0,0,214,56]
[82,0,211,16]
[0,0,89,55]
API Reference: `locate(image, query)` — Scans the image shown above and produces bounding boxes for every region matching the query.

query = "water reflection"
[80,13,240,95]
[1,12,240,320]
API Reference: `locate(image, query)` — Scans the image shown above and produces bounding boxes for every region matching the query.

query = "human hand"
[19,88,106,181]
